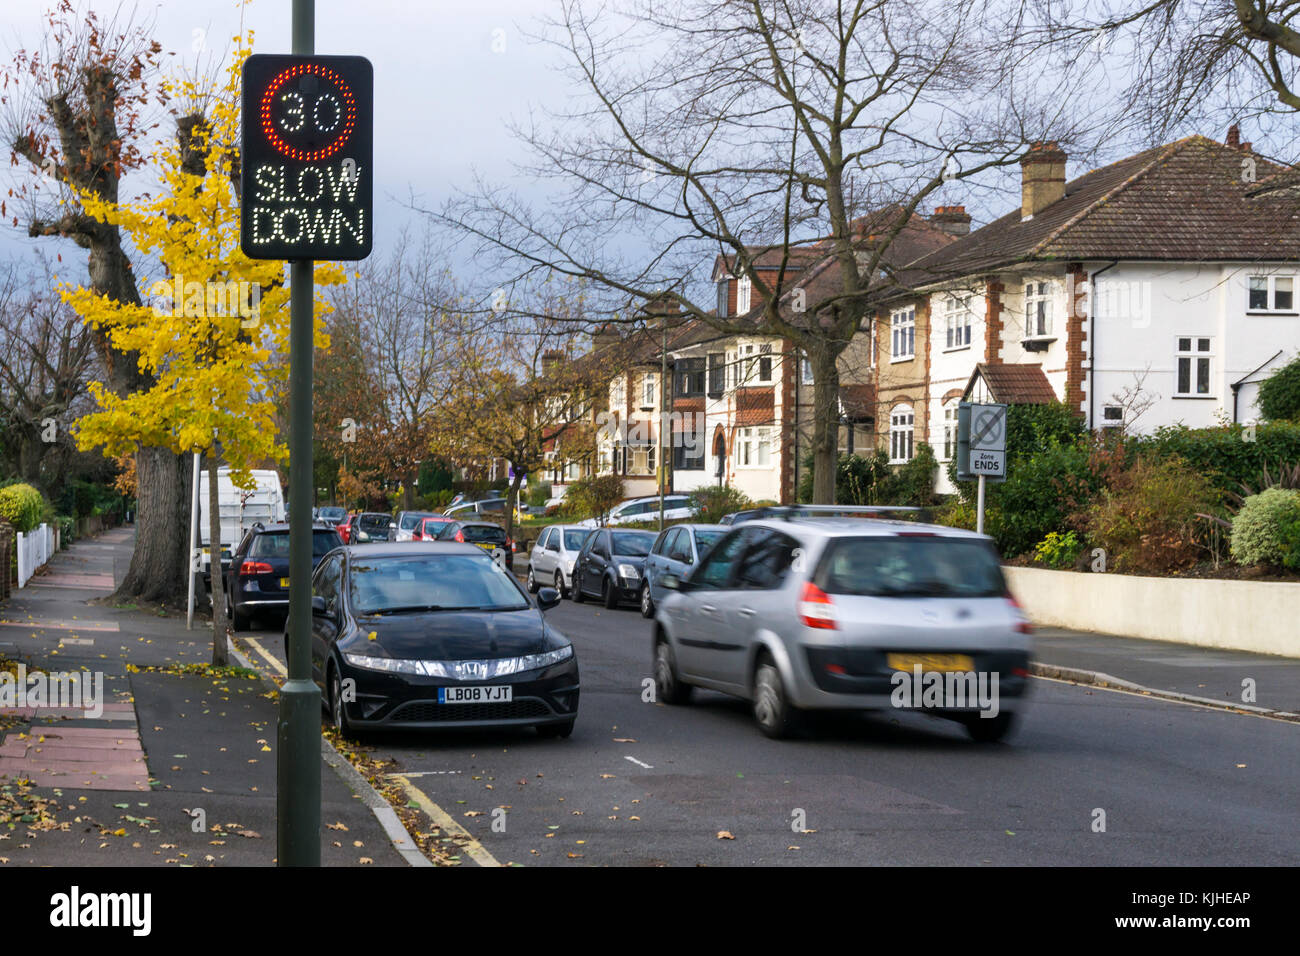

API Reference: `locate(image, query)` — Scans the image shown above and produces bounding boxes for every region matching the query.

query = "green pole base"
[277,678,322,866]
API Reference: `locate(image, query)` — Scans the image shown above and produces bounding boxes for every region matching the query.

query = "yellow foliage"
[64,37,347,486]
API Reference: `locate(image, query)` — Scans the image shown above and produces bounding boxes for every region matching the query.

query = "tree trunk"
[207,454,228,666]
[810,347,842,504]
[504,471,525,543]
[114,446,190,602]
[403,470,416,510]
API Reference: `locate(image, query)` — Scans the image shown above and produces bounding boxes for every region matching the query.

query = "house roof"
[964,363,1057,405]
[901,136,1300,288]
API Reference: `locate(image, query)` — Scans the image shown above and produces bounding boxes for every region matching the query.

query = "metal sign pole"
[278,0,321,868]
[976,473,986,536]
[186,451,199,629]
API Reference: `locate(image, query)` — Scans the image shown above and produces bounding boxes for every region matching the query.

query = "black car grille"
[389,699,552,722]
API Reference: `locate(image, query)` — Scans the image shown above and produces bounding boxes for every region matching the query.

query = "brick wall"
[1064,262,1089,416]
[984,278,1005,364]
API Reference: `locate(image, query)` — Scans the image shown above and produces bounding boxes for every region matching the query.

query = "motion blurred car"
[651,514,1032,741]
[443,498,508,519]
[579,495,695,528]
[571,527,658,608]
[526,525,591,597]
[640,523,728,618]
[434,520,515,570]
[226,522,342,630]
[309,543,578,737]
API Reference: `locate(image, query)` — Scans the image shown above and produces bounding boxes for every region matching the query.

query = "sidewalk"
[0,526,411,866]
[1032,626,1300,717]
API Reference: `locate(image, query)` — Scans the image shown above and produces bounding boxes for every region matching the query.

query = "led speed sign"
[240,54,373,261]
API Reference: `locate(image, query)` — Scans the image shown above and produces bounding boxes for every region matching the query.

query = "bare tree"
[1,2,188,602]
[431,0,1104,502]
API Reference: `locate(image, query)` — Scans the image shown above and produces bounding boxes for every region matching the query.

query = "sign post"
[240,0,372,866]
[957,402,1007,536]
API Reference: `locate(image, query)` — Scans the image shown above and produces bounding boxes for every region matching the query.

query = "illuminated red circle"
[259,63,358,161]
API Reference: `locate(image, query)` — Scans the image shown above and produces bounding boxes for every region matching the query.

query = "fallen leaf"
[327,822,349,831]
[717,830,735,840]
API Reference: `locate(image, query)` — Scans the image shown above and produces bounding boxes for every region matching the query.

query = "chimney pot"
[930,205,972,236]
[1226,124,1241,147]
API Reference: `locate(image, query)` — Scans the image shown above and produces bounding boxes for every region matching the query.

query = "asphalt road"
[246,594,1300,867]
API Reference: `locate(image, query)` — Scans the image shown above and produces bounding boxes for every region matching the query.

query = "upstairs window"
[891,307,915,360]
[1024,281,1054,338]
[717,279,729,317]
[1248,275,1295,312]
[642,373,656,407]
[675,358,706,397]
[758,343,773,382]
[945,295,972,349]
[1175,336,1213,397]
[708,353,726,395]
[737,274,752,314]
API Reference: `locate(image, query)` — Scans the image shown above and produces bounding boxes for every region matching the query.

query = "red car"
[413,515,456,541]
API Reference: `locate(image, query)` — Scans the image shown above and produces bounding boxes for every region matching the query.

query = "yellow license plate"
[887,653,973,673]
[280,577,290,589]
[475,542,495,551]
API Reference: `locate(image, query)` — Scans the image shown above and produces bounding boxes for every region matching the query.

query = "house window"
[737,274,752,314]
[673,426,705,470]
[642,373,656,408]
[611,376,625,408]
[1248,275,1295,312]
[890,405,914,463]
[708,353,725,395]
[741,344,757,384]
[738,427,772,467]
[1175,336,1213,396]
[945,295,972,349]
[801,354,814,384]
[759,344,772,382]
[1100,405,1124,429]
[648,444,656,474]
[890,307,915,360]
[675,358,705,397]
[942,402,958,460]
[717,279,729,317]
[1024,281,1054,338]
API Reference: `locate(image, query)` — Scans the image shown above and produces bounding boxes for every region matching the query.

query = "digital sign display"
[240,54,373,261]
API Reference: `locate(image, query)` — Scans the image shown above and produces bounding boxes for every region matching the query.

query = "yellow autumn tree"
[65,40,345,660]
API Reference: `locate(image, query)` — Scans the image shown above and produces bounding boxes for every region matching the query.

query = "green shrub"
[1132,422,1300,497]
[690,485,751,524]
[0,483,46,532]
[1275,507,1300,570]
[1084,455,1217,573]
[1230,487,1300,566]
[564,474,624,521]
[888,443,939,506]
[55,515,75,547]
[1034,531,1083,569]
[932,497,976,531]
[1257,356,1300,423]
[525,481,552,509]
[975,442,1099,558]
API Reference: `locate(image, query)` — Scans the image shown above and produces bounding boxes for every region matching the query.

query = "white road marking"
[624,755,653,769]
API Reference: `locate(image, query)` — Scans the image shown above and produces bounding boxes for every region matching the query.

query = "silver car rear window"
[814,536,1005,598]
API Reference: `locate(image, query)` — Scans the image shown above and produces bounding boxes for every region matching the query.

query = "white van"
[197,468,286,583]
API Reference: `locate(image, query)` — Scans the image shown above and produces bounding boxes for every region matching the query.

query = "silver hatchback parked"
[527,525,593,597]
[652,511,1033,741]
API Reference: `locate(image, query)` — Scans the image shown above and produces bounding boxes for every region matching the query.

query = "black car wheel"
[602,576,618,609]
[753,657,801,739]
[963,711,1016,743]
[536,719,575,739]
[554,570,567,599]
[330,666,356,739]
[639,583,654,619]
[654,637,691,704]
[572,569,586,603]
[526,566,538,593]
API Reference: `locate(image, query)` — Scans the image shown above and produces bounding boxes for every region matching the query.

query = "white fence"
[16,522,55,588]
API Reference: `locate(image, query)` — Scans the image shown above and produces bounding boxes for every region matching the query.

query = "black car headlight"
[343,644,574,678]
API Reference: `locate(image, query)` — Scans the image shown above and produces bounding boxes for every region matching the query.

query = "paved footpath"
[0,526,410,867]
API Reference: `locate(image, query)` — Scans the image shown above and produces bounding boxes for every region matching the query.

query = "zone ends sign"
[240,54,373,261]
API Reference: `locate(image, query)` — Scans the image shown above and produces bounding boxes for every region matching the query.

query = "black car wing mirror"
[536,587,561,611]
[311,596,328,616]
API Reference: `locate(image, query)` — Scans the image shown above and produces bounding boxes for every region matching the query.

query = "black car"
[308,543,578,737]
[571,527,658,609]
[226,523,343,629]
[434,520,515,570]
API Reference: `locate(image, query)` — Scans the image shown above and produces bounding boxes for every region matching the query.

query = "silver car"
[652,514,1033,741]
[641,523,728,618]
[527,525,593,597]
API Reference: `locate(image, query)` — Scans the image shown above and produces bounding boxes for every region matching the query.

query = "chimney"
[1020,141,1067,221]
[541,349,563,377]
[591,323,622,351]
[930,205,971,237]
[1226,124,1240,148]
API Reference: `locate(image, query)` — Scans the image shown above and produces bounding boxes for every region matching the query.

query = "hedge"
[0,483,46,533]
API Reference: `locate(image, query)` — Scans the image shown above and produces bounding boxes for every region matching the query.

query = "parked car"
[720,505,928,525]
[640,523,728,618]
[198,468,285,585]
[579,494,696,528]
[526,525,592,597]
[446,489,505,509]
[413,515,456,540]
[391,511,438,542]
[317,505,346,525]
[338,512,392,544]
[225,522,342,630]
[434,520,515,570]
[651,516,1032,740]
[571,527,659,608]
[443,497,508,519]
[307,543,577,737]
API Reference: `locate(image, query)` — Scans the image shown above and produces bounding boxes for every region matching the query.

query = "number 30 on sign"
[240,54,373,261]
